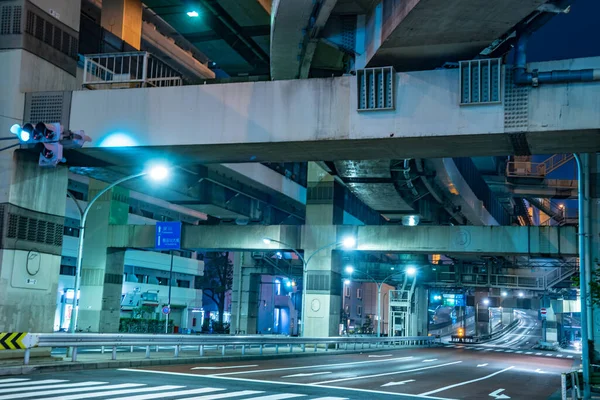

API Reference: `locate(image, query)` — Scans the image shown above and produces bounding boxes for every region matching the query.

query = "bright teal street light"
[68,164,171,333]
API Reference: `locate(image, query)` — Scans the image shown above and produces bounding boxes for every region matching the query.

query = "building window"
[344,305,350,314]
[63,226,80,237]
[177,280,190,288]
[59,265,76,276]
[344,286,350,298]
[194,277,202,290]
[156,277,169,286]
[357,305,362,316]
[357,288,362,299]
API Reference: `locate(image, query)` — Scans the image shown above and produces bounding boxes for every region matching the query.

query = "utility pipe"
[515,35,600,86]
[574,154,591,399]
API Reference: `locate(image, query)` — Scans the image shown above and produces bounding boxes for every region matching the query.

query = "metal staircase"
[506,154,574,178]
[545,267,578,289]
[514,197,533,226]
[526,197,566,225]
[389,274,417,337]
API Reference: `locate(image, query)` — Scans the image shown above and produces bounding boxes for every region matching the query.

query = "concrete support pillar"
[501,308,515,326]
[101,0,143,49]
[546,307,558,342]
[0,151,67,332]
[301,163,342,337]
[588,154,600,358]
[231,252,260,335]
[77,181,130,333]
[412,287,428,336]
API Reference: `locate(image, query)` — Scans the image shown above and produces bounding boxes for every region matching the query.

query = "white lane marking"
[545,354,553,357]
[311,398,349,400]
[419,366,515,396]
[119,369,455,400]
[525,352,533,355]
[0,379,28,384]
[557,355,564,358]
[368,354,392,358]
[242,395,306,400]
[0,381,107,394]
[43,385,191,400]
[504,350,514,353]
[489,388,510,399]
[210,357,413,376]
[515,351,523,354]
[0,383,143,400]
[313,361,463,385]
[423,359,438,362]
[282,372,332,378]
[0,379,67,388]
[567,356,574,359]
[477,364,488,368]
[162,391,263,400]
[381,379,416,387]
[192,365,258,370]
[535,353,542,356]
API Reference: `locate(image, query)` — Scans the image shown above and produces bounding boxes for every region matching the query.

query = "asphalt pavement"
[3,344,580,399]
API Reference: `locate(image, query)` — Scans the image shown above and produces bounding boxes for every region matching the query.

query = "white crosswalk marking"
[42,385,186,400]
[557,355,564,357]
[0,380,67,389]
[0,383,142,400]
[106,387,224,400]
[525,352,533,355]
[515,351,523,354]
[243,395,305,400]
[568,355,574,358]
[0,381,106,394]
[178,390,263,400]
[0,379,28,384]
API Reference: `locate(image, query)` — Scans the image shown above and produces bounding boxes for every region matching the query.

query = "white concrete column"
[230,252,259,334]
[0,151,68,332]
[301,163,342,337]
[588,154,600,358]
[77,181,130,333]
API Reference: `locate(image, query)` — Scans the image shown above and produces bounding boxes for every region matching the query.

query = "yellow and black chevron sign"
[0,332,28,350]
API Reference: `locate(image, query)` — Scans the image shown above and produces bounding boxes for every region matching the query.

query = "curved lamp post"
[67,165,170,333]
[262,236,356,337]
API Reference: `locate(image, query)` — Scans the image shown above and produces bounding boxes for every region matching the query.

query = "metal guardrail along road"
[14,333,439,365]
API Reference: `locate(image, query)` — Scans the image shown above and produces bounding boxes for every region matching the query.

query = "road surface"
[478,309,543,349]
[9,346,578,399]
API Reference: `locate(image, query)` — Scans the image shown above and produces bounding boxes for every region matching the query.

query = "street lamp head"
[187,10,199,17]
[147,165,169,181]
[518,291,524,298]
[483,298,490,306]
[342,236,356,249]
[262,238,272,245]
[344,279,351,285]
[501,291,508,297]
[406,266,417,276]
[345,265,354,274]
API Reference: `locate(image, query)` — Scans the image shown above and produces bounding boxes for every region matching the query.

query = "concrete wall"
[69,57,600,162]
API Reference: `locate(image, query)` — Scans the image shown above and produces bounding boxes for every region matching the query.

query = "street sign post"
[155,221,182,250]
[541,308,547,319]
[155,221,181,333]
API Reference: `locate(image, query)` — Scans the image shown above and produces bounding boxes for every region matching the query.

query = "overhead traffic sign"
[155,221,182,250]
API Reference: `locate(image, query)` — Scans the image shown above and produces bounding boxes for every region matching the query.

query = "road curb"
[0,345,441,376]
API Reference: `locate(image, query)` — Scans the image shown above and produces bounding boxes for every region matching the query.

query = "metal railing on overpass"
[18,333,439,365]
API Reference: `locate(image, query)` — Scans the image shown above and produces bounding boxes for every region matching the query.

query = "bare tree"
[202,252,233,328]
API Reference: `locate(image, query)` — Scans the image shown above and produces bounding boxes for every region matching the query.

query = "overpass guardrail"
[9,333,439,365]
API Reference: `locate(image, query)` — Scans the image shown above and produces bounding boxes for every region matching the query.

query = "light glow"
[262,238,272,245]
[406,266,417,276]
[345,265,354,274]
[187,11,199,17]
[342,236,356,248]
[148,165,169,181]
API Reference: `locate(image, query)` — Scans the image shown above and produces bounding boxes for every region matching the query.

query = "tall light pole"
[262,236,356,337]
[345,265,416,337]
[67,165,170,333]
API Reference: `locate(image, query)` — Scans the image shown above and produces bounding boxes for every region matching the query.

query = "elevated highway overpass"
[68,57,600,167]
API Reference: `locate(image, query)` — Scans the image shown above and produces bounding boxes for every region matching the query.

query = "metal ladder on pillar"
[389,274,417,337]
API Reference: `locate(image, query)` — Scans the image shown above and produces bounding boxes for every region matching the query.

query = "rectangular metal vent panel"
[0,4,22,35]
[24,91,72,128]
[6,212,63,246]
[357,66,395,111]
[459,58,502,105]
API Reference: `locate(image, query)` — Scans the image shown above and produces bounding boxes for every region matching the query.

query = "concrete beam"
[69,57,600,165]
[107,224,576,256]
[107,224,302,251]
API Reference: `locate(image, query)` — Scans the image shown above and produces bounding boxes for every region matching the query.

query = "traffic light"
[457,327,464,337]
[38,143,65,168]
[9,122,90,168]
[11,122,62,144]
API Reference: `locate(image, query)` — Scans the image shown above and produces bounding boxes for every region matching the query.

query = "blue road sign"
[155,221,182,250]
